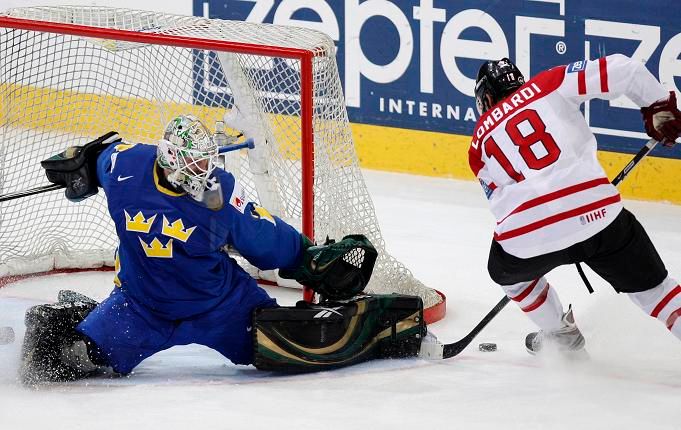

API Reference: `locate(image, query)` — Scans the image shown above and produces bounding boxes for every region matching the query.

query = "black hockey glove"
[41,131,122,202]
[279,234,378,300]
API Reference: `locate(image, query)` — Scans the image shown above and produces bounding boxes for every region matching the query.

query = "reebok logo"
[117,175,134,182]
[313,307,343,318]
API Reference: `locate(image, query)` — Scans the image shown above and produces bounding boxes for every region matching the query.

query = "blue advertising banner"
[193,0,681,158]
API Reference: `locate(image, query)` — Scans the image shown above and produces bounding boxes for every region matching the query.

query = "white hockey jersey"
[469,54,669,258]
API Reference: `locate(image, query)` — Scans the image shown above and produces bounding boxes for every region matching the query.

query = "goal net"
[0,6,445,322]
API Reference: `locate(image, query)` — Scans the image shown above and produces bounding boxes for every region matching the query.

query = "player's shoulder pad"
[112,142,139,153]
[101,141,154,176]
[528,65,567,94]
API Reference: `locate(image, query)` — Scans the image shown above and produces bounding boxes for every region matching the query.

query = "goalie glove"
[279,235,378,300]
[641,91,681,147]
[41,131,122,202]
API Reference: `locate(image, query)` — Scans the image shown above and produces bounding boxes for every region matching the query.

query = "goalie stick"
[421,138,661,360]
[0,183,64,203]
[0,139,256,203]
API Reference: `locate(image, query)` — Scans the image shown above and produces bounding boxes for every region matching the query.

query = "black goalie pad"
[253,294,426,372]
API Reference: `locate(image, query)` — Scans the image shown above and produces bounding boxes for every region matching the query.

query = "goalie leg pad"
[20,292,105,385]
[253,294,425,372]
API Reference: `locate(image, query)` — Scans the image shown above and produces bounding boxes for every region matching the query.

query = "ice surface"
[1,170,680,429]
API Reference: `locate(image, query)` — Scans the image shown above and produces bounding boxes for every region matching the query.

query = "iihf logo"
[580,208,607,225]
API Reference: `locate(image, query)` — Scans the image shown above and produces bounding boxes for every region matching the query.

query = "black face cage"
[475,75,494,115]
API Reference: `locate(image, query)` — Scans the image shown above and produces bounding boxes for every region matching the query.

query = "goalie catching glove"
[279,234,378,300]
[41,131,122,202]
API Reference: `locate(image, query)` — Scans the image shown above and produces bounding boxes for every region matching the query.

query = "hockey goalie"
[19,116,425,385]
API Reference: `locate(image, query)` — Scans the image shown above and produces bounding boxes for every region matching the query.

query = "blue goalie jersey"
[96,142,303,320]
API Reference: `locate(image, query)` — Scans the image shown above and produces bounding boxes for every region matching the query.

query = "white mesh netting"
[0,6,443,316]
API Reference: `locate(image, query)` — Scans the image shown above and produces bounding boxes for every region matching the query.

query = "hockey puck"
[478,342,497,352]
[0,327,15,345]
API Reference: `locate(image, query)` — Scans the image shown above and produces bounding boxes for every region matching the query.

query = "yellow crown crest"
[162,216,196,242]
[138,237,173,258]
[125,210,157,233]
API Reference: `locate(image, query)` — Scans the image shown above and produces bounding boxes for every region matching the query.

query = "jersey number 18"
[484,109,561,182]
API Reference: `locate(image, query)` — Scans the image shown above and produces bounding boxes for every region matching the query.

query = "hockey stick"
[0,140,257,204]
[420,138,660,360]
[610,138,659,187]
[217,138,255,153]
[0,183,64,203]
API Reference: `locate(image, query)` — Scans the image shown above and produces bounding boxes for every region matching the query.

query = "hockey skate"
[525,305,587,357]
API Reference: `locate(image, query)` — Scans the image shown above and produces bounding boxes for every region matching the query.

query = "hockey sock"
[628,276,681,340]
[501,277,565,331]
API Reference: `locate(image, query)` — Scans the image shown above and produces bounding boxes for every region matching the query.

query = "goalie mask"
[475,58,525,115]
[158,115,218,200]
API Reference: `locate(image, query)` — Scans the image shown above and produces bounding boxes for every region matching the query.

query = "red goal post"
[0,7,445,323]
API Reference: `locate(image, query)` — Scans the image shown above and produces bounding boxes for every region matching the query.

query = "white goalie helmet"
[158,114,218,200]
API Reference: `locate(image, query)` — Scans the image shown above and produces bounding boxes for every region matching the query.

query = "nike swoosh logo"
[117,175,134,182]
[311,251,336,272]
[246,326,252,332]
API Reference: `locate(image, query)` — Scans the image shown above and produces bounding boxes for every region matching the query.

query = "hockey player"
[20,115,382,384]
[470,55,681,355]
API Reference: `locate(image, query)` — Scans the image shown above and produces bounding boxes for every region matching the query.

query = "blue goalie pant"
[76,282,277,375]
